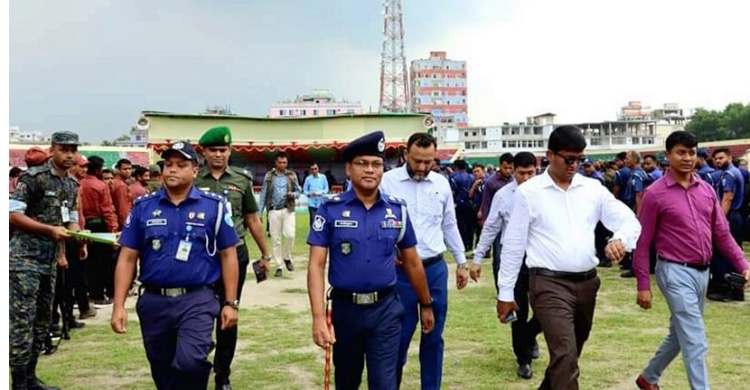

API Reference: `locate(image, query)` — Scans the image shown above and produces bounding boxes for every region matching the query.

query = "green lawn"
[38,214,750,390]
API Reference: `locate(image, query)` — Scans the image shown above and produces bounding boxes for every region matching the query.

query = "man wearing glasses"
[303,163,329,228]
[496,125,641,390]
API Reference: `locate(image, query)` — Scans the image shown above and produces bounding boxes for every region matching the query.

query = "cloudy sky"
[10,0,750,144]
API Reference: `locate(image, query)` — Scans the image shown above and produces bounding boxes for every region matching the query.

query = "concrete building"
[9,126,51,144]
[268,89,362,118]
[651,103,692,125]
[410,51,468,128]
[619,101,652,121]
[115,126,148,148]
[460,113,555,152]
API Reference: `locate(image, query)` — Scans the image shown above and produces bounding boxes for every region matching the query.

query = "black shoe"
[11,366,27,390]
[79,307,97,320]
[598,260,612,268]
[707,292,731,302]
[274,268,283,278]
[49,324,61,333]
[530,343,540,360]
[93,297,113,308]
[68,320,86,330]
[216,383,233,390]
[731,289,745,302]
[27,378,60,390]
[517,364,533,379]
[284,259,294,272]
[620,270,635,278]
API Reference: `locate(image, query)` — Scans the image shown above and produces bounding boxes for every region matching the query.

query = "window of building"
[326,109,336,115]
[279,110,285,116]
[502,127,509,135]
[135,135,141,141]
[313,109,318,116]
[502,141,508,148]
[346,109,355,114]
[481,128,486,136]
[472,131,477,136]
[534,126,542,135]
[590,138,602,146]
[432,91,440,97]
[481,141,487,149]
[301,109,306,115]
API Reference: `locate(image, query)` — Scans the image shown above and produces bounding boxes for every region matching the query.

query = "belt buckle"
[354,292,377,305]
[163,288,184,297]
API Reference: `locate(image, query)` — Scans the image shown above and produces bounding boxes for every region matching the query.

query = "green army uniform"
[145,164,162,193]
[195,125,264,388]
[10,131,80,390]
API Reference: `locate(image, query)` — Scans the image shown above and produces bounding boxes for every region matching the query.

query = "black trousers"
[213,243,250,385]
[455,202,476,251]
[52,241,91,325]
[512,266,542,365]
[308,206,318,229]
[86,220,115,300]
[710,210,745,292]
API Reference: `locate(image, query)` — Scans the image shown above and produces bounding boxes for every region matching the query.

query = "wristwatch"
[224,299,240,310]
[457,263,468,269]
[420,297,434,309]
[261,255,272,261]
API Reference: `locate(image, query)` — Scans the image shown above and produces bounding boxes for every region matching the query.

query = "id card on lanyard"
[175,225,193,261]
[61,200,71,224]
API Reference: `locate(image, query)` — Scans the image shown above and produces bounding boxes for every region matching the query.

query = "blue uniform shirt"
[615,166,632,201]
[583,171,605,186]
[449,171,474,205]
[717,164,746,211]
[307,190,417,292]
[120,187,240,288]
[623,167,648,210]
[697,164,715,187]
[649,169,663,181]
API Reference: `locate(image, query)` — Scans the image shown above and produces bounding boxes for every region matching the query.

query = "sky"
[10,0,750,144]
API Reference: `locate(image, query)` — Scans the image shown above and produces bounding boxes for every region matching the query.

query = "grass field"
[38,214,750,390]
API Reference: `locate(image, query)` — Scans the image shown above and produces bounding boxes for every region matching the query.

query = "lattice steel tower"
[379,0,410,113]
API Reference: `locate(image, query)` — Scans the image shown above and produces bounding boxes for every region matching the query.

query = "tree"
[685,102,750,142]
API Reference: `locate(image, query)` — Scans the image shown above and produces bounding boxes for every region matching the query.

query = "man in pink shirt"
[633,131,749,390]
[129,166,150,203]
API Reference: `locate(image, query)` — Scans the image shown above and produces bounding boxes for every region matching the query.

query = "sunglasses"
[555,152,587,166]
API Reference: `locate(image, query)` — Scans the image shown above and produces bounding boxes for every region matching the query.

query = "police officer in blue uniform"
[111,141,241,390]
[307,131,435,390]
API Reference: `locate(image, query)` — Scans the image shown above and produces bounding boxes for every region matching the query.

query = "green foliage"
[685,102,750,141]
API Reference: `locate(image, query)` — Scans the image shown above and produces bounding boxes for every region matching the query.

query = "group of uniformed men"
[9,124,749,390]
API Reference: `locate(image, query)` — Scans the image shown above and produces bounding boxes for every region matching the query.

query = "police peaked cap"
[341,131,386,162]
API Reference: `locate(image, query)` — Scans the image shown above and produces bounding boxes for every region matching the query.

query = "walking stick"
[324,289,332,390]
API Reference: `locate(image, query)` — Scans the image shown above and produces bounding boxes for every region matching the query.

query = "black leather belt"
[423,255,444,268]
[141,284,213,298]
[270,206,287,211]
[530,267,597,282]
[658,256,709,271]
[331,286,394,305]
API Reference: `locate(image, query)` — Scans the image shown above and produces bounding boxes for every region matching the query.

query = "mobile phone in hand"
[504,311,517,324]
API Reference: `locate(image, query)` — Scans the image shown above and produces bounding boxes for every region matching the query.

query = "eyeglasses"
[352,160,384,170]
[555,152,587,166]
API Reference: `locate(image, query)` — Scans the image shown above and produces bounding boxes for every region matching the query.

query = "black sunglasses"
[555,152,587,166]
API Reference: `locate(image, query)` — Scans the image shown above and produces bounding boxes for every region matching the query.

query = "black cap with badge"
[161,141,199,162]
[341,131,386,162]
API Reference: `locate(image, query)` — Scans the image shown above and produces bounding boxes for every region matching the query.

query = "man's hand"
[312,316,335,349]
[742,269,750,289]
[220,306,238,330]
[469,263,482,282]
[496,300,519,324]
[57,252,68,269]
[79,244,88,260]
[637,290,652,310]
[420,307,435,334]
[260,258,271,272]
[605,239,627,262]
[49,226,70,241]
[111,306,128,334]
[456,267,469,290]
[286,192,295,199]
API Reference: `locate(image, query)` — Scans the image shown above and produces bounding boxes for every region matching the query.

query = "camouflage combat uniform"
[9,158,79,367]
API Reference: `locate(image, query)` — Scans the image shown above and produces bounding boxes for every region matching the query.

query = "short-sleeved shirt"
[449,171,474,205]
[307,189,417,292]
[195,166,258,239]
[697,164,715,187]
[717,164,746,211]
[623,167,648,210]
[9,159,79,274]
[119,186,240,287]
[614,166,632,201]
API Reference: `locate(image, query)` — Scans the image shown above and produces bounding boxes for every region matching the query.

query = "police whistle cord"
[324,289,333,390]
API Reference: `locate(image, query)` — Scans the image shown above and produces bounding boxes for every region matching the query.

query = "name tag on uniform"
[381,220,403,229]
[175,241,192,261]
[61,206,71,223]
[334,220,358,228]
[147,218,167,227]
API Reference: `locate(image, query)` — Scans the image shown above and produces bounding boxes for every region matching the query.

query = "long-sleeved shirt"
[498,171,641,301]
[129,181,149,204]
[112,176,131,229]
[79,175,118,232]
[380,165,467,265]
[473,181,517,264]
[634,172,748,291]
[258,171,301,214]
[479,172,514,221]
[303,174,329,208]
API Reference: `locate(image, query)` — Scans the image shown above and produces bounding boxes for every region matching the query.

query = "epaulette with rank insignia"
[133,192,155,206]
[229,166,253,181]
[324,194,345,205]
[199,191,226,203]
[26,164,51,177]
[384,195,407,206]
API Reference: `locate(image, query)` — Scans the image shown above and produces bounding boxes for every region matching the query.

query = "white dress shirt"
[498,171,641,301]
[381,165,467,265]
[473,180,518,264]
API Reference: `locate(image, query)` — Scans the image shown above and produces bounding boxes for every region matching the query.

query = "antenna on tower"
[379,0,410,113]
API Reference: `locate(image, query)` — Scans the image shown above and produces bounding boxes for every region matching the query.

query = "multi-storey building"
[410,51,468,128]
[9,126,51,144]
[269,89,362,118]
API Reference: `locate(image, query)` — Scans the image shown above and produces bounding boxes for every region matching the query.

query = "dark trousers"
[710,210,745,292]
[308,206,318,229]
[395,261,448,390]
[10,270,56,367]
[87,220,114,300]
[512,267,542,366]
[53,241,91,323]
[137,288,220,390]
[531,272,600,390]
[213,243,250,385]
[332,293,403,390]
[594,223,611,266]
[455,202,476,251]
[492,238,503,292]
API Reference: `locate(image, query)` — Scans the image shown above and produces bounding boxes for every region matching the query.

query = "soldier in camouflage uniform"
[9,131,82,390]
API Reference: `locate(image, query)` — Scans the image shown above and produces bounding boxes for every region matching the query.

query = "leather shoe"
[635,374,659,390]
[284,259,294,272]
[530,343,540,360]
[68,320,86,330]
[707,291,731,302]
[216,383,233,390]
[517,364,532,379]
[27,377,60,390]
[620,270,635,278]
[79,307,97,320]
[274,268,283,278]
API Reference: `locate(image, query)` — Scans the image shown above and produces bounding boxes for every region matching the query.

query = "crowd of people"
[8,125,750,390]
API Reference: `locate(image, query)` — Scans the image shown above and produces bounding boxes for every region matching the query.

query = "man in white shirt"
[381,132,469,390]
[471,151,542,380]
[497,126,641,390]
